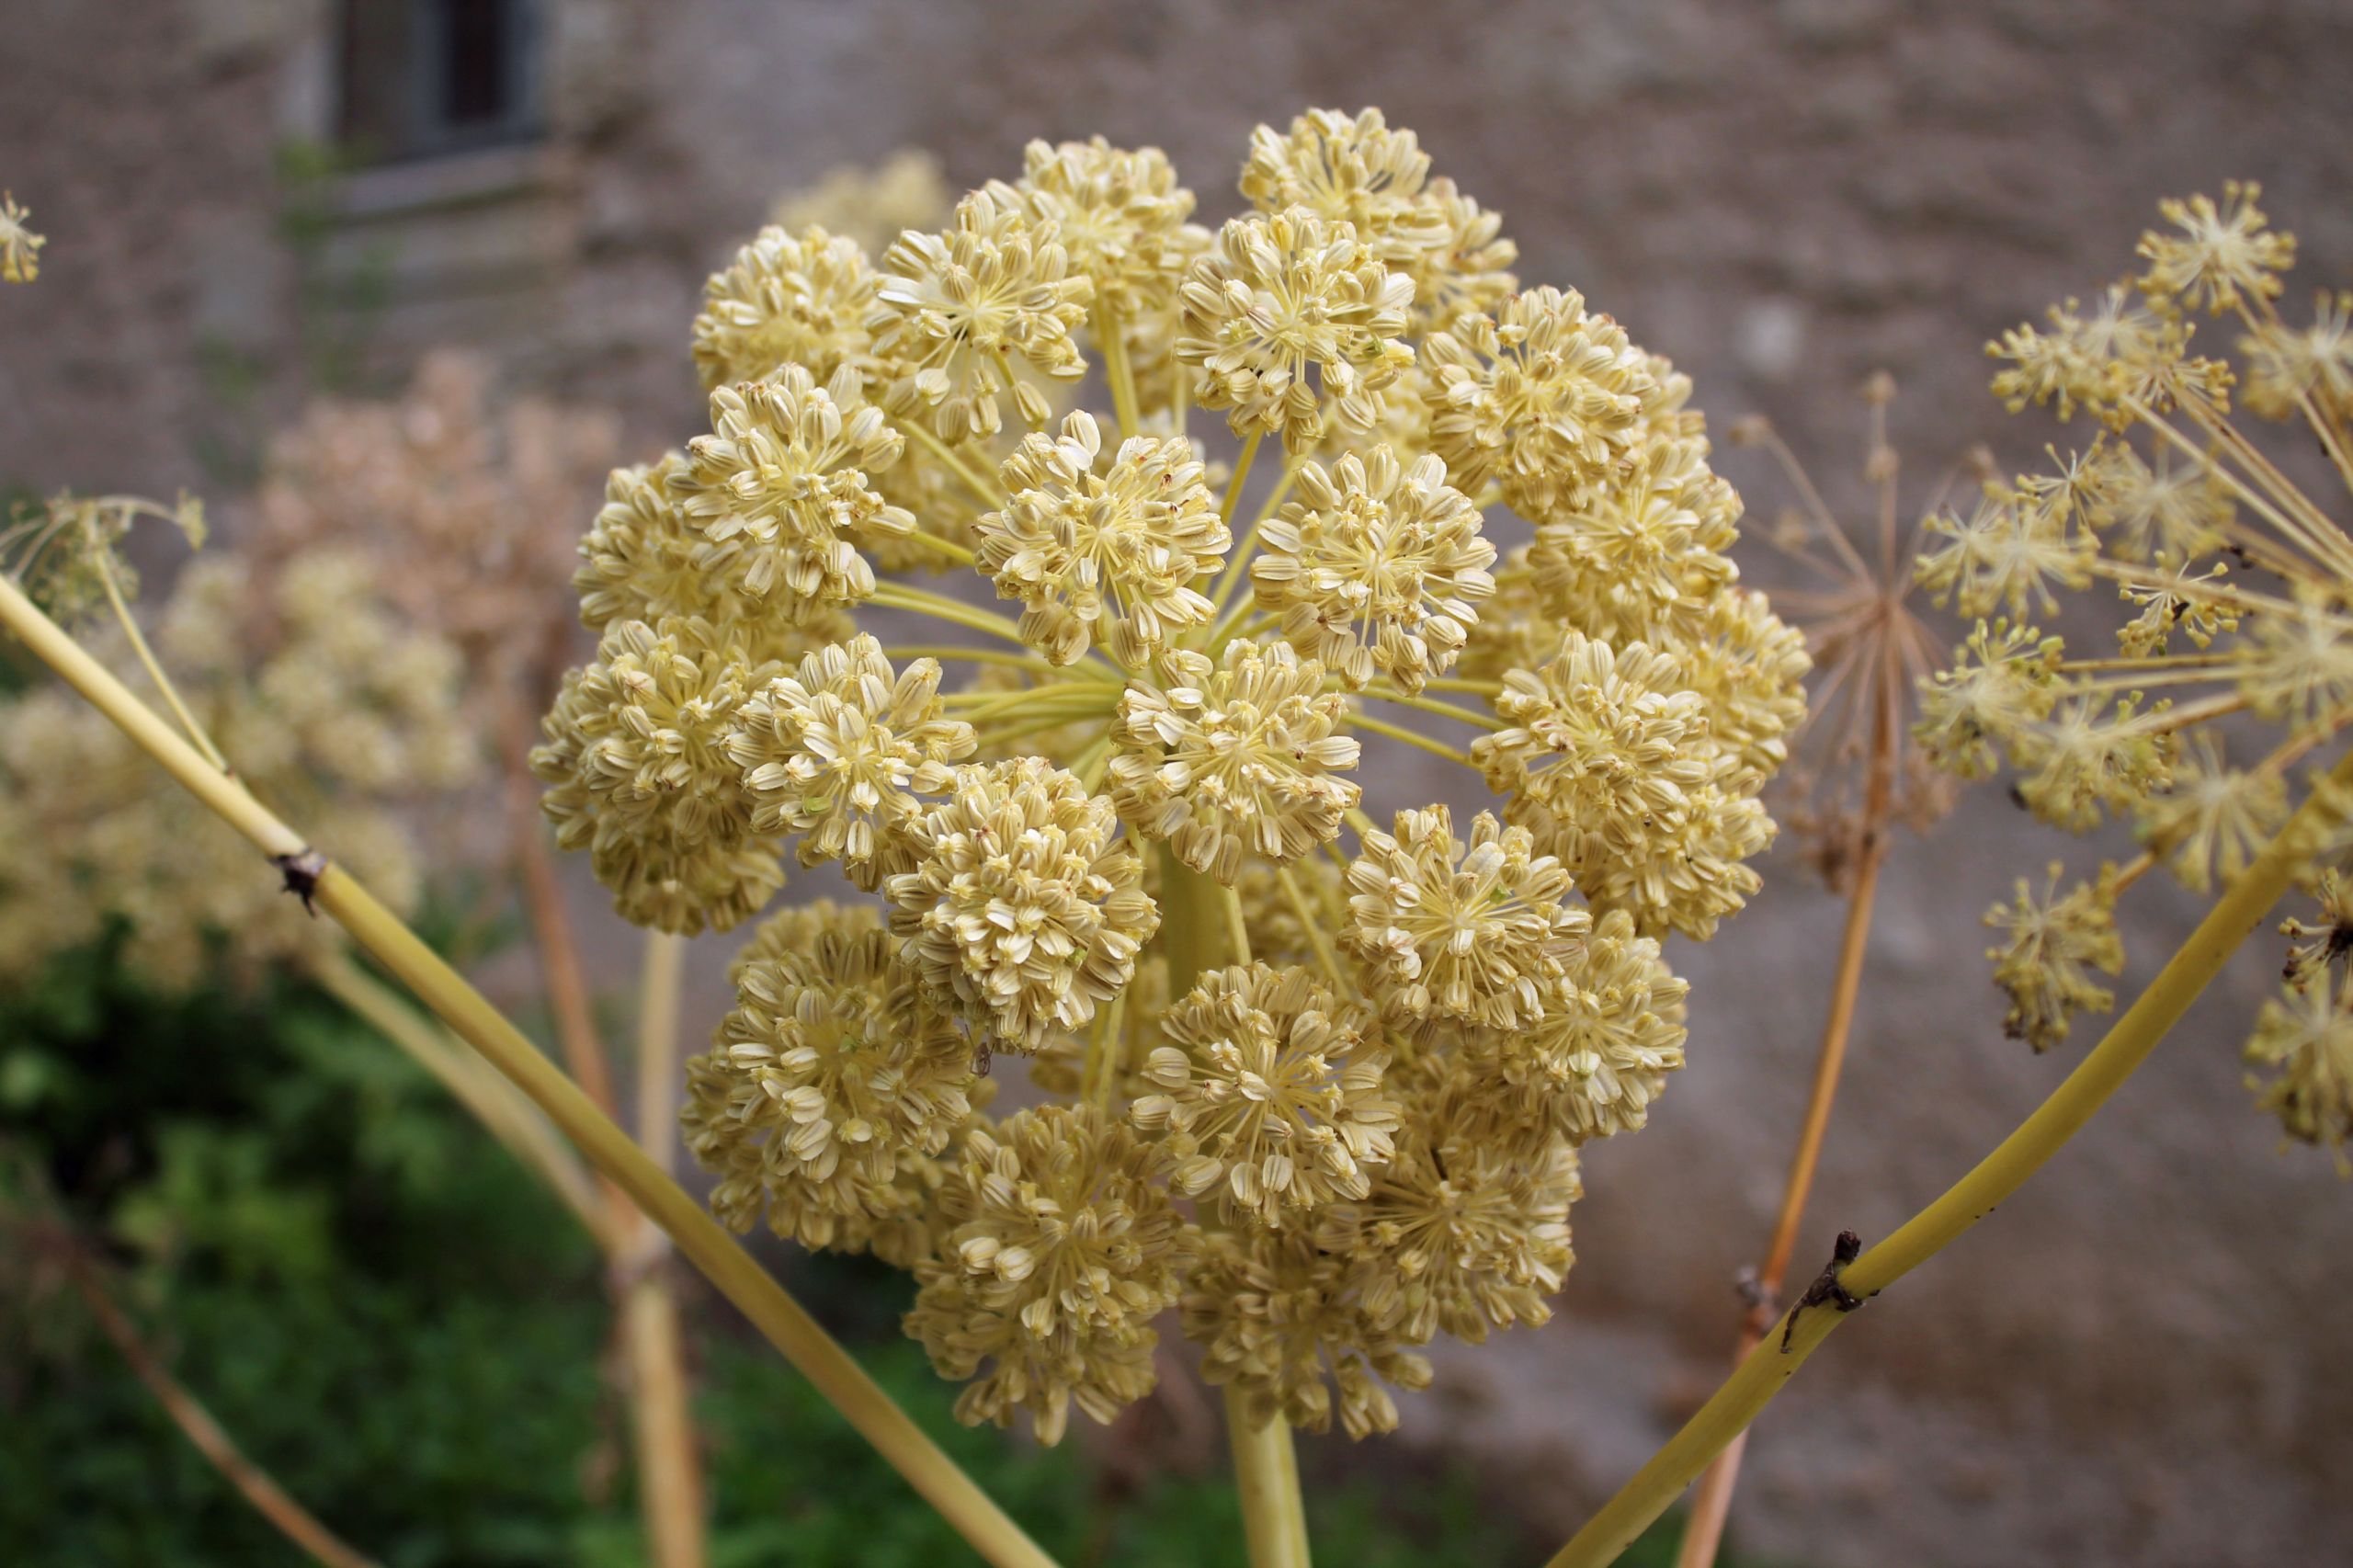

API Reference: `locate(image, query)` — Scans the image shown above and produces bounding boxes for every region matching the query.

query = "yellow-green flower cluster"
[1923,185,2353,1161]
[539,110,1797,1444]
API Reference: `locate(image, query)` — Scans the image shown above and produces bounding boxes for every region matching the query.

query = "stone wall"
[4,2,2350,1562]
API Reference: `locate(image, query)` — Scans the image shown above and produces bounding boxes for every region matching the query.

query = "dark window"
[336,0,541,164]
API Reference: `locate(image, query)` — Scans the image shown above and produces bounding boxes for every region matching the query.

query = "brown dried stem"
[58,1243,381,1568]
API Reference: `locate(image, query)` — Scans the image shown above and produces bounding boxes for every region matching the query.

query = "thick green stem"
[1545,748,2353,1568]
[1162,847,1311,1567]
[0,573,1060,1568]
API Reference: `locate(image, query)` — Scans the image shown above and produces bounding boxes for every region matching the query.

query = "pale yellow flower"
[907,1105,1193,1444]
[673,365,912,613]
[1134,961,1398,1225]
[1424,287,1654,523]
[1110,639,1361,884]
[1249,446,1495,693]
[977,410,1227,666]
[871,187,1093,441]
[727,634,975,889]
[886,758,1158,1054]
[1176,207,1415,452]
[1984,862,2124,1052]
[1340,805,1586,1029]
[690,223,878,391]
[684,926,973,1253]
[0,192,41,284]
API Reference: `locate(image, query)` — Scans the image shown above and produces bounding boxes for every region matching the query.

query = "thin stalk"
[1222,431,1266,529]
[897,528,979,568]
[0,573,1060,1568]
[501,725,622,1118]
[903,418,1006,508]
[1420,676,1503,697]
[90,547,228,771]
[1164,849,1310,1568]
[627,928,707,1568]
[1273,866,1347,986]
[1097,306,1141,440]
[1350,711,1473,767]
[1546,747,2353,1568]
[1354,686,1504,731]
[882,644,1064,678]
[61,1246,381,1568]
[1207,460,1303,623]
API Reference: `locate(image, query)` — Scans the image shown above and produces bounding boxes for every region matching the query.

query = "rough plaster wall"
[5,2,2353,1562]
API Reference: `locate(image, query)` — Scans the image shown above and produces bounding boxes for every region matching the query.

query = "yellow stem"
[62,1247,381,1568]
[902,418,1006,508]
[1163,850,1310,1567]
[882,644,1063,678]
[1221,431,1265,528]
[1222,883,1254,965]
[1350,711,1472,767]
[897,528,978,568]
[1097,305,1141,440]
[0,572,1060,1568]
[1353,685,1503,731]
[1546,747,2353,1568]
[628,928,707,1568]
[1274,865,1347,986]
[1224,1386,1312,1568]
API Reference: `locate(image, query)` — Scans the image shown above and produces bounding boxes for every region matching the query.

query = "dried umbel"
[1925,186,2353,1156]
[537,110,1803,1444]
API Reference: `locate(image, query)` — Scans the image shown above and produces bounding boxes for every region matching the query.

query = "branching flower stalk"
[1544,746,2353,1568]
[1923,184,2353,1153]
[1674,379,1959,1567]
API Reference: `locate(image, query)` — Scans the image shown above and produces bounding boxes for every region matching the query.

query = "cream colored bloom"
[684,926,973,1252]
[885,758,1158,1054]
[1424,287,1654,523]
[533,616,784,934]
[1239,108,1447,271]
[907,1105,1192,1444]
[771,149,950,258]
[1473,631,1710,896]
[1180,1224,1431,1439]
[1110,639,1360,884]
[0,192,41,284]
[1984,863,2124,1052]
[1464,909,1688,1146]
[1249,446,1494,693]
[1134,962,1397,1225]
[2138,181,2294,316]
[976,411,1227,666]
[673,365,911,614]
[1340,805,1586,1029]
[2244,971,2353,1170]
[871,187,1092,441]
[1327,1061,1581,1346]
[690,223,877,391]
[1009,137,1203,324]
[727,634,975,889]
[1176,208,1415,452]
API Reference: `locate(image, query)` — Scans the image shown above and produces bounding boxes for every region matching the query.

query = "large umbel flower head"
[531,108,1798,1447]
